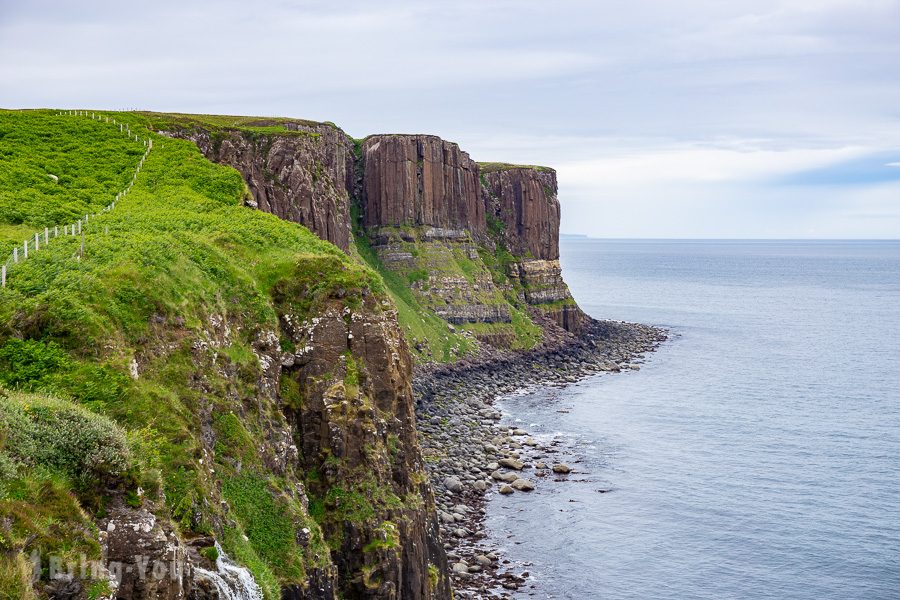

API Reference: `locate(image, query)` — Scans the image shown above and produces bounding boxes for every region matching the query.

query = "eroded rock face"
[277,291,450,600]
[369,226,512,326]
[100,506,192,600]
[170,122,354,251]
[362,136,484,238]
[482,167,586,333]
[481,167,560,261]
[511,259,587,333]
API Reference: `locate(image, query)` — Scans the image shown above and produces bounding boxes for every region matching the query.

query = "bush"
[0,391,131,486]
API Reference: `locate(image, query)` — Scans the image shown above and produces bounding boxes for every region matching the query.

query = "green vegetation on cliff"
[139,111,337,138]
[477,161,554,174]
[0,110,381,598]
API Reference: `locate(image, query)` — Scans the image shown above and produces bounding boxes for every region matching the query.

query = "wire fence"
[1,110,153,287]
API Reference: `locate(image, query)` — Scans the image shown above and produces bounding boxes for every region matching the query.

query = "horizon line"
[559,235,900,242]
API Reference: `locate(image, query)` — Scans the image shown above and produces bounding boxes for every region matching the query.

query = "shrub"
[0,391,131,486]
[200,545,219,563]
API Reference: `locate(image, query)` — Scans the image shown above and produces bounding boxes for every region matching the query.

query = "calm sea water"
[487,240,900,599]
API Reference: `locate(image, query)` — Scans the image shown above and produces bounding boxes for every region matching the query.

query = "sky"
[1,0,899,238]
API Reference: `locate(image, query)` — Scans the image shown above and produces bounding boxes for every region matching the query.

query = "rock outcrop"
[100,505,192,600]
[170,120,355,251]
[369,226,512,327]
[274,267,450,600]
[362,135,484,238]
[482,164,587,334]
[480,165,560,261]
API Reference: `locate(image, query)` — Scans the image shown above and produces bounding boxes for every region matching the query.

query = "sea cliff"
[0,109,660,600]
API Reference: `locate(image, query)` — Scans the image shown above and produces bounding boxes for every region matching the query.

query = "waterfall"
[193,542,263,600]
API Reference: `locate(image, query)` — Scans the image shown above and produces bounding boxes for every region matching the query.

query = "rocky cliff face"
[170,122,590,345]
[361,136,484,238]
[140,119,590,598]
[480,166,559,261]
[274,266,450,600]
[89,264,450,600]
[482,165,587,334]
[169,121,354,251]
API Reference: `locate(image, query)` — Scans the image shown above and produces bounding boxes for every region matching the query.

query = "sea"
[486,239,900,599]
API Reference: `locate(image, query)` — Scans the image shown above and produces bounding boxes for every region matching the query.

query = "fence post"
[45,227,49,243]
[35,233,39,251]
[54,225,58,237]
[13,247,17,263]
[80,230,85,259]
[23,240,27,259]
[78,220,81,234]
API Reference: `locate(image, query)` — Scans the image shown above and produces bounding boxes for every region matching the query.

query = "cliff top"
[138,110,344,137]
[478,161,555,174]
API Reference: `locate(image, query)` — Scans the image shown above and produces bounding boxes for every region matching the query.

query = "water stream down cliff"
[192,544,263,600]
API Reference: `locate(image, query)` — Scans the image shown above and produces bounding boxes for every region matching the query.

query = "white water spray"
[193,543,263,600]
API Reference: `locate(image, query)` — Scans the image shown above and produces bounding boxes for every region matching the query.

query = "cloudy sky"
[2,0,899,238]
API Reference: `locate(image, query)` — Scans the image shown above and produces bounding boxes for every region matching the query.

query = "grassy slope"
[353,226,540,352]
[351,227,476,361]
[0,110,387,597]
[0,110,145,255]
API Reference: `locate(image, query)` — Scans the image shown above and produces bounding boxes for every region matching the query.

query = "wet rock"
[491,471,519,483]
[475,555,493,566]
[511,479,535,492]
[497,458,524,470]
[552,463,572,474]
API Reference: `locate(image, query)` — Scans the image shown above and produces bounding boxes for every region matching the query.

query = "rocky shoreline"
[413,319,667,597]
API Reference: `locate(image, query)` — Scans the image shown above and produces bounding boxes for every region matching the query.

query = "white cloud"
[556,144,868,187]
[1,0,899,237]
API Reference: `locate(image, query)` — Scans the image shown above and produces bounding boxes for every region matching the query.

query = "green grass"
[352,230,471,361]
[478,161,554,174]
[0,110,382,595]
[306,473,404,552]
[0,109,145,255]
[0,390,113,594]
[138,111,337,138]
[353,225,543,351]
[221,475,305,579]
[462,304,541,350]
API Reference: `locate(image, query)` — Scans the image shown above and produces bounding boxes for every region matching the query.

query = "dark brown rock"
[362,135,484,238]
[481,166,560,261]
[100,505,192,600]
[276,281,451,600]
[482,165,587,334]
